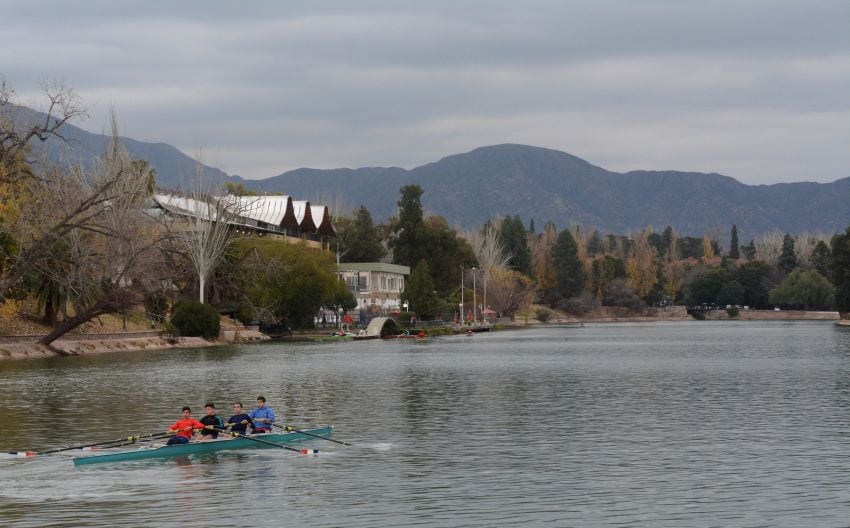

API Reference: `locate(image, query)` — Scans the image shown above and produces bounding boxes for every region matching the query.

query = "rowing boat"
[72,426,333,466]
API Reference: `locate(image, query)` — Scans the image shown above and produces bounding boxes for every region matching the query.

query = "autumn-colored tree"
[626,231,658,300]
[530,221,558,300]
[702,234,715,259]
[661,260,687,303]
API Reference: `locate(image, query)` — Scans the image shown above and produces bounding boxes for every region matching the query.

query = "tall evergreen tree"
[587,230,604,256]
[389,185,476,295]
[777,233,797,274]
[661,226,676,259]
[830,227,850,313]
[552,228,586,301]
[336,206,386,263]
[390,185,427,267]
[729,225,740,259]
[403,260,441,320]
[498,215,533,277]
[810,240,831,279]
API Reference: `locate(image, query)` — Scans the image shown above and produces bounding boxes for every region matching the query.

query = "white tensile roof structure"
[310,205,335,236]
[291,200,317,232]
[152,194,334,236]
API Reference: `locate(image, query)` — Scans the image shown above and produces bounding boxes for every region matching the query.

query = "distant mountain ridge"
[17,105,849,238]
[252,144,850,239]
[11,104,230,189]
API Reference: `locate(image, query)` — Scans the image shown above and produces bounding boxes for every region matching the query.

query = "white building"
[338,263,410,313]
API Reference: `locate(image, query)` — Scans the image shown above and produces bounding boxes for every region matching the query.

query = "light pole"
[459,265,464,325]
[472,266,477,323]
[335,242,351,328]
[483,268,487,321]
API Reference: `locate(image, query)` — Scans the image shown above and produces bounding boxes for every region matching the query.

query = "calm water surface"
[2,321,850,527]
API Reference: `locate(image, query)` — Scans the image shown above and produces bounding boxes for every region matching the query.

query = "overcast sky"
[3,1,848,183]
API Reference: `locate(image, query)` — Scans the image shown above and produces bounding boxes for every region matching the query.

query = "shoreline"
[0,311,842,361]
[0,327,269,361]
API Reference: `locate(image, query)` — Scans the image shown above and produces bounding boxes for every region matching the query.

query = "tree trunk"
[37,300,111,351]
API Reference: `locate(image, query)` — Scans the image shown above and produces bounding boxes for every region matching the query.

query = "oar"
[214,429,318,454]
[273,423,352,446]
[5,431,172,457]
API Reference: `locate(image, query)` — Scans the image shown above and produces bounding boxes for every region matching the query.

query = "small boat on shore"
[72,426,333,466]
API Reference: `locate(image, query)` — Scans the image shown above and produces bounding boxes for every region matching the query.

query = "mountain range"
[17,105,850,239]
[245,144,850,240]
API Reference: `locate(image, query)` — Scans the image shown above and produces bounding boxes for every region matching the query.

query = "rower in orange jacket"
[166,406,206,445]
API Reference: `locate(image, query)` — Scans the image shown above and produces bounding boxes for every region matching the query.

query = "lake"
[2,321,850,527]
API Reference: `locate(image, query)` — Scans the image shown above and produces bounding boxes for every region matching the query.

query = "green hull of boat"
[73,426,333,466]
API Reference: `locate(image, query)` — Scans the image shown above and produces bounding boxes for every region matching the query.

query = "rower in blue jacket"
[226,402,254,434]
[248,395,276,434]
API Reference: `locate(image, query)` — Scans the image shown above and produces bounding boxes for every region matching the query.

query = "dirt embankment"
[0,312,269,360]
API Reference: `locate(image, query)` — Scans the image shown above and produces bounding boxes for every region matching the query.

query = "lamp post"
[459,265,464,325]
[483,268,487,321]
[472,266,477,324]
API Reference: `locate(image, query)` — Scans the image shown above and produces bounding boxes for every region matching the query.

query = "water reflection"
[2,322,850,527]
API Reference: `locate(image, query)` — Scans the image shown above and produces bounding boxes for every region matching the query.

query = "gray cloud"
[2,0,848,183]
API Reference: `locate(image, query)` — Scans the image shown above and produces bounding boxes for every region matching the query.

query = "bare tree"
[486,267,534,319]
[465,221,510,272]
[30,116,170,349]
[0,78,85,184]
[755,230,784,265]
[794,232,829,269]
[167,163,258,304]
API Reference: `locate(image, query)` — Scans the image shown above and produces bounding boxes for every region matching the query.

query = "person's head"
[181,406,191,417]
[205,403,216,416]
[232,402,243,413]
[256,396,266,408]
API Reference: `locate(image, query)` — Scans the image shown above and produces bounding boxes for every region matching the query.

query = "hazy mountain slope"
[253,144,850,237]
[10,104,229,188]
[14,104,847,237]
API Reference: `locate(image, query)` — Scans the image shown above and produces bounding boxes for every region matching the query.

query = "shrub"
[559,292,600,316]
[726,306,740,318]
[535,308,553,322]
[144,291,169,325]
[170,300,221,339]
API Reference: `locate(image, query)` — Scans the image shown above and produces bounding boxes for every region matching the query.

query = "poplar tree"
[729,225,740,259]
[777,233,797,275]
[830,227,850,313]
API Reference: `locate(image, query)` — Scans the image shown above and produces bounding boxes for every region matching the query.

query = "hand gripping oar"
[214,429,318,454]
[5,431,172,458]
[272,423,352,446]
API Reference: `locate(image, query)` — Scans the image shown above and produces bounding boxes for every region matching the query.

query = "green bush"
[170,300,221,339]
[535,308,553,322]
[726,306,740,318]
[144,291,170,325]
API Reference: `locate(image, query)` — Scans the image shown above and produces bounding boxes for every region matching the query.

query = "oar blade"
[3,451,37,458]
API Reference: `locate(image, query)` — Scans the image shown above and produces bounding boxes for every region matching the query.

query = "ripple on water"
[2,322,850,527]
